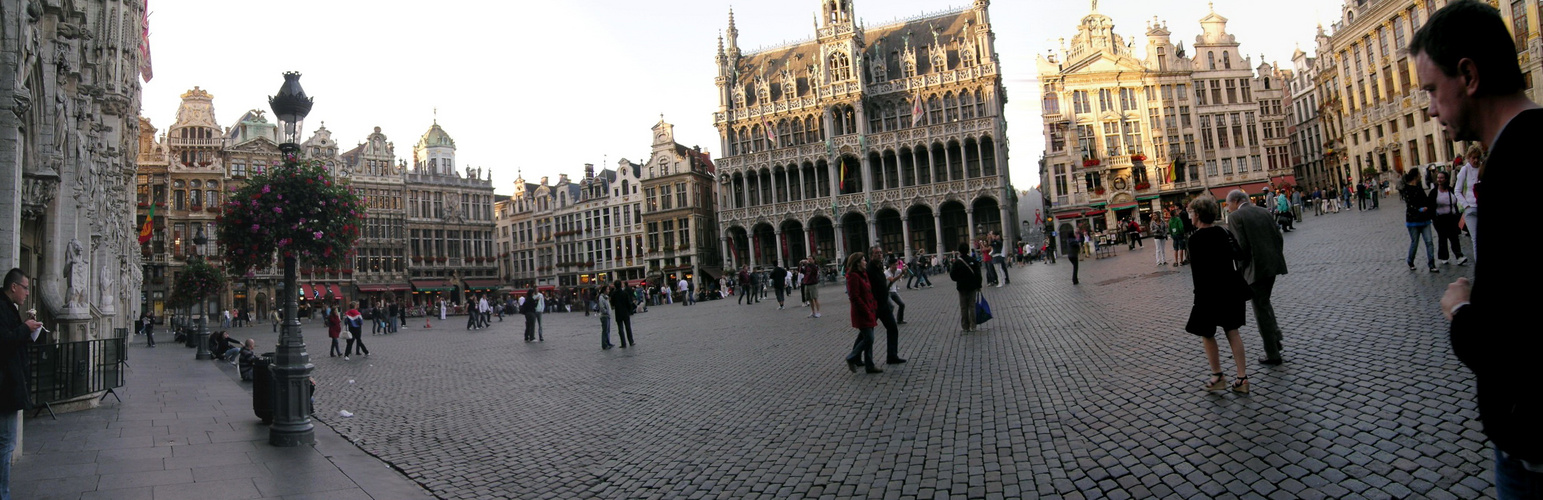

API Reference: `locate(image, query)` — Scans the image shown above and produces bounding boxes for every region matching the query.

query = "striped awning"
[1052,211,1083,219]
[1111,202,1140,210]
[1136,195,1161,201]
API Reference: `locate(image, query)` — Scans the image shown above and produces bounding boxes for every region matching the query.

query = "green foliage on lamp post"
[167,259,227,309]
[216,152,367,276]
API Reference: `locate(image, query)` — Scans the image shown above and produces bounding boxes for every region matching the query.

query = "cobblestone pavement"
[220,204,1491,499]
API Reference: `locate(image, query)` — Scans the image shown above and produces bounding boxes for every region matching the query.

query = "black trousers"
[876,301,900,361]
[1069,253,1080,283]
[524,313,536,340]
[614,316,634,346]
[1434,213,1465,260]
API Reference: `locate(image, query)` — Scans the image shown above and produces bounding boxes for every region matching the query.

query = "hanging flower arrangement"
[1130,154,1147,161]
[1094,187,1107,195]
[216,151,366,276]
[1082,159,1101,167]
[1134,181,1151,191]
[167,259,227,309]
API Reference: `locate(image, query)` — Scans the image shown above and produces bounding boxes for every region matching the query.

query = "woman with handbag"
[1184,196,1252,394]
[327,309,344,359]
[843,252,882,374]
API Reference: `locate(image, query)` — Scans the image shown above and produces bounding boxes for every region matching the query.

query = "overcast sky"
[139,0,1346,194]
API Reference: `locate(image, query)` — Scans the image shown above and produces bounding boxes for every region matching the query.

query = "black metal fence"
[26,337,127,418]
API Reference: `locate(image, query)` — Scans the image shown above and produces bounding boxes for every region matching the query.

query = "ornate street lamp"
[268,72,316,447]
[193,226,213,360]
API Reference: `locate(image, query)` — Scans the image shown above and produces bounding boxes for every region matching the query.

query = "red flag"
[137,202,155,244]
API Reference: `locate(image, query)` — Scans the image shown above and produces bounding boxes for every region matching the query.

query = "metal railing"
[26,337,127,419]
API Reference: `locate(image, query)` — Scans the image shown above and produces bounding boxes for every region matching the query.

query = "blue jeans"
[600,316,612,347]
[1406,223,1435,267]
[0,410,16,500]
[846,327,875,368]
[1496,448,1543,499]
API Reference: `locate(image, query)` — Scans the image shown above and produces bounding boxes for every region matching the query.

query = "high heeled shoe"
[1231,375,1250,394]
[1204,372,1226,392]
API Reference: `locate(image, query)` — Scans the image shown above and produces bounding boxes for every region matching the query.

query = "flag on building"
[1167,159,1179,183]
[839,160,847,193]
[765,120,776,143]
[139,0,154,82]
[137,202,155,244]
[911,94,925,126]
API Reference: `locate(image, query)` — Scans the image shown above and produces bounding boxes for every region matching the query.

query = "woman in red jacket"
[326,309,344,358]
[843,252,882,374]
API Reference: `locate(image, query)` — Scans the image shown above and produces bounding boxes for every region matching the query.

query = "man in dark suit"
[2,269,45,497]
[867,246,905,364]
[1426,2,1543,493]
[1225,190,1289,365]
[610,281,635,348]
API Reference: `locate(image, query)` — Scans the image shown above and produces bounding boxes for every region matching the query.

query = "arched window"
[959,91,975,120]
[927,95,943,124]
[805,116,820,143]
[1208,51,1216,70]
[944,92,959,122]
[975,89,986,117]
[752,124,765,151]
[828,52,852,81]
[1223,51,1232,69]
[791,118,805,145]
[778,119,792,147]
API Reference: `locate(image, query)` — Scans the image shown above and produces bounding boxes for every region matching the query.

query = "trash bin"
[252,352,275,424]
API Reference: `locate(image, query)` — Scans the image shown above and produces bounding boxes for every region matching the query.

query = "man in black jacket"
[1,269,44,496]
[1424,2,1543,494]
[867,246,905,364]
[949,244,983,332]
[610,281,636,348]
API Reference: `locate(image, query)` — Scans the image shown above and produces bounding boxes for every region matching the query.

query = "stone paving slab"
[15,326,432,499]
[29,205,1493,499]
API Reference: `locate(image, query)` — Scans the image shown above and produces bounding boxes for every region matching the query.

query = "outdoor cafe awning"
[412,280,455,292]
[463,279,502,291]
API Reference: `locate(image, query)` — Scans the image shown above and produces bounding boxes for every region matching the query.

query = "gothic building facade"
[2,0,147,346]
[714,0,1013,269]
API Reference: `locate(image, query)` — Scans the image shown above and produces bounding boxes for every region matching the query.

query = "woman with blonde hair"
[1453,144,1483,260]
[843,252,882,374]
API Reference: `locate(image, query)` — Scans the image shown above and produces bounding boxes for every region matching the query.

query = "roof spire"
[433,107,438,124]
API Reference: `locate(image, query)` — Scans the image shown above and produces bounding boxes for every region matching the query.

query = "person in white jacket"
[1453,145,1483,261]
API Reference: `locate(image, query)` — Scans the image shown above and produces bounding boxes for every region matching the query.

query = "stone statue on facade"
[99,261,115,309]
[65,239,89,309]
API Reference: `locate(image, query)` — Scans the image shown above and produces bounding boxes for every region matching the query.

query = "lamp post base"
[195,317,213,360]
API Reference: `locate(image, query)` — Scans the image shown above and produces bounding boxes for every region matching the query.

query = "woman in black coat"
[1184,196,1252,394]
[1400,169,1438,272]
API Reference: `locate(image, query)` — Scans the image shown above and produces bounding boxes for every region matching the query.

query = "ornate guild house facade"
[404,122,499,303]
[714,0,1014,268]
[1037,5,1294,231]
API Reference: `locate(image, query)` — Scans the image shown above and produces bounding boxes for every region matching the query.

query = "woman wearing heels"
[1184,196,1251,394]
[326,309,344,359]
[843,252,882,374]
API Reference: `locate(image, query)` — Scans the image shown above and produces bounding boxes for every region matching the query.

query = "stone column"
[867,217,878,249]
[774,229,784,267]
[934,213,945,256]
[901,216,914,261]
[722,236,734,269]
[966,208,977,242]
[834,223,846,261]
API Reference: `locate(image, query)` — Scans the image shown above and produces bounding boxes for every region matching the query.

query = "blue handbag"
[975,293,993,324]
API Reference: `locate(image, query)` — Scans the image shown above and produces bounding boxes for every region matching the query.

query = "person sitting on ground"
[236,339,257,379]
[209,331,241,361]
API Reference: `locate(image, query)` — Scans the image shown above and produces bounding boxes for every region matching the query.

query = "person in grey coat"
[1226,190,1290,365]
